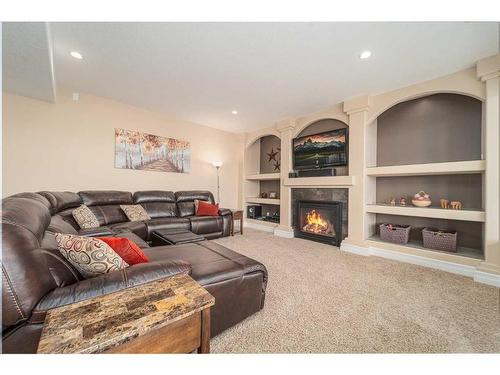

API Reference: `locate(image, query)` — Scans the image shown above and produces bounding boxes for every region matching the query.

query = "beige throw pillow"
[121,204,151,221]
[72,205,99,229]
[55,233,128,278]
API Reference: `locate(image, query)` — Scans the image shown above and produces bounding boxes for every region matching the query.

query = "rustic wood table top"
[37,273,215,354]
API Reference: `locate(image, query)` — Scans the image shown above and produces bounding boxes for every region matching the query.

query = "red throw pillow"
[196,200,220,216]
[97,237,148,265]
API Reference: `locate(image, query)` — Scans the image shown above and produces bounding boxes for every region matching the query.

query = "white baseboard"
[473,270,500,287]
[243,221,275,233]
[274,228,294,238]
[340,242,370,256]
[340,241,500,287]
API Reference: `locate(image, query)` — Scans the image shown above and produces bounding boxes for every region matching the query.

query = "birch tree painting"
[115,128,191,173]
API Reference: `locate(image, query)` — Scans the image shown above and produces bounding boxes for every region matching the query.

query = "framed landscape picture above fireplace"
[115,128,191,173]
[292,128,347,170]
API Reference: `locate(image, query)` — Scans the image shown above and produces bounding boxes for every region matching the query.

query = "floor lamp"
[212,161,223,203]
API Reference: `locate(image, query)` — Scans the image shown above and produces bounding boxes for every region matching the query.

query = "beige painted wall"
[2,89,243,209]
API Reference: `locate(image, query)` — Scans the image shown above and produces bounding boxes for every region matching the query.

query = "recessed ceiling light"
[70,51,83,60]
[359,50,372,60]
[231,110,238,115]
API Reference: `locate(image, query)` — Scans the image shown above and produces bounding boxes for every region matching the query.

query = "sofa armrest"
[30,260,191,323]
[218,208,233,216]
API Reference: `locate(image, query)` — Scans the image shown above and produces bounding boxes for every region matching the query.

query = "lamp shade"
[212,161,223,168]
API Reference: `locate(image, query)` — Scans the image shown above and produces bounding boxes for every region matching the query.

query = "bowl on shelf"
[412,191,431,207]
[412,199,432,207]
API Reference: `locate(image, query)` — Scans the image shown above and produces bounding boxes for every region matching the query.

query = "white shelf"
[246,218,279,228]
[284,175,354,187]
[246,197,281,205]
[366,160,485,177]
[367,235,483,263]
[365,204,485,222]
[245,173,281,181]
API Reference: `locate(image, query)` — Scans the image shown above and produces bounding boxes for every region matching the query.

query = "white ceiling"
[2,22,56,102]
[4,22,499,133]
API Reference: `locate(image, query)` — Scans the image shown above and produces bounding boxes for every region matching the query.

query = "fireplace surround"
[295,200,343,246]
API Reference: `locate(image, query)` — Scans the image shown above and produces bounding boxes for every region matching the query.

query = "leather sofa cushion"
[47,215,79,235]
[88,205,129,226]
[189,216,223,235]
[79,191,133,206]
[144,218,191,239]
[140,202,178,218]
[39,191,81,214]
[175,191,215,204]
[143,241,268,287]
[177,201,195,217]
[109,221,148,240]
[133,191,175,203]
[54,208,81,231]
[9,192,52,210]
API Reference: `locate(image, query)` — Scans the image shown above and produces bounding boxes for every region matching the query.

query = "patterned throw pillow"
[72,205,99,229]
[120,205,151,221]
[55,233,128,278]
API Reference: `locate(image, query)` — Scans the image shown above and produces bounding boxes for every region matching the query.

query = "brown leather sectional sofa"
[1,190,268,354]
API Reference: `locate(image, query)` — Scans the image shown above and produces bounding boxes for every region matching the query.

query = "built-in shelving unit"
[365,204,485,222]
[246,173,281,180]
[366,160,485,177]
[366,236,483,266]
[246,197,281,205]
[244,134,282,229]
[364,93,485,261]
[246,218,279,228]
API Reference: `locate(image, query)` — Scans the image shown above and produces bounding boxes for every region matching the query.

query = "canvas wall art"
[115,128,191,173]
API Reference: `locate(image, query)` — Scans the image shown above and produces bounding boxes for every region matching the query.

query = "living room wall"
[2,89,243,209]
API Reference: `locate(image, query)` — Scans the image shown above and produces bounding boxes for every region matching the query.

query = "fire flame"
[304,209,329,234]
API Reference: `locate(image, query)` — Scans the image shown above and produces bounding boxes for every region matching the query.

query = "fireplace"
[295,200,343,246]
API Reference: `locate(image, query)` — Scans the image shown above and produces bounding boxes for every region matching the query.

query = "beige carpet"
[211,229,500,353]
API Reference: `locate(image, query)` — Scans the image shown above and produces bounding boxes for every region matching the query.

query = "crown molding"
[476,54,500,82]
[343,95,371,115]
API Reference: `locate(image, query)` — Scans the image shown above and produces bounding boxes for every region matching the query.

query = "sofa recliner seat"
[1,190,267,354]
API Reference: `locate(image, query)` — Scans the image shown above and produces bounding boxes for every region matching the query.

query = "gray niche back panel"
[377,93,482,166]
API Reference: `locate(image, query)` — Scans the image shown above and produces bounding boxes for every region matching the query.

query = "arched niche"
[375,93,483,167]
[294,113,349,138]
[245,129,280,149]
[295,118,349,176]
[245,134,282,175]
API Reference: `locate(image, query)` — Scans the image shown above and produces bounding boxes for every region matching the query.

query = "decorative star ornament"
[273,161,281,171]
[267,148,278,162]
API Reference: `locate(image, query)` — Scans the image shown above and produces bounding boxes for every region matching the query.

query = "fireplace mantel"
[284,175,355,188]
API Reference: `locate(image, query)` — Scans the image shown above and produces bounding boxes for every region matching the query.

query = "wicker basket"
[422,228,457,252]
[379,224,411,245]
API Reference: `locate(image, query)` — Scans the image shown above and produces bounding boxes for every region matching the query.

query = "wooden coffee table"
[37,274,215,354]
